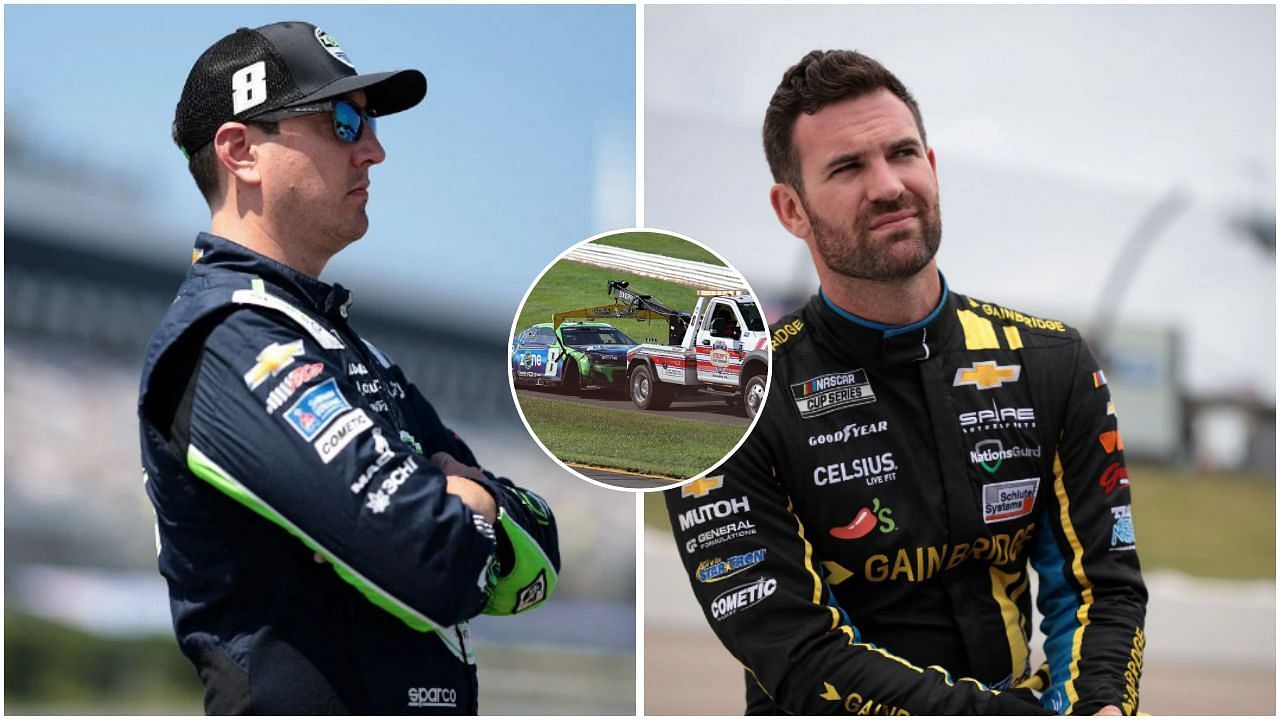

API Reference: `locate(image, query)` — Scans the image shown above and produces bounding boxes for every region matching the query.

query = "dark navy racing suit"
[139,233,559,714]
[665,278,1145,715]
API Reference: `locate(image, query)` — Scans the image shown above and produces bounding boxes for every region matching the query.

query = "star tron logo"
[953,361,1021,390]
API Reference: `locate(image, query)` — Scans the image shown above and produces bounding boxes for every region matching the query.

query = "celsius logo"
[969,439,1041,473]
[830,498,896,539]
[813,452,897,487]
[711,576,777,621]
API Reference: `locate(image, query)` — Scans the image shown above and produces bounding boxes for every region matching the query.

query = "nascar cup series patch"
[791,369,876,419]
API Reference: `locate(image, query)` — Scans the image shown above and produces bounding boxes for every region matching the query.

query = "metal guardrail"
[565,244,746,291]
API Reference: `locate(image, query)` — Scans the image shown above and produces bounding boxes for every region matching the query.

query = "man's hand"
[432,452,497,524]
[1094,705,1122,716]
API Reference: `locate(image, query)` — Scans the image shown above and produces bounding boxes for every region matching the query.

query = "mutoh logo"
[678,496,749,532]
[408,686,457,708]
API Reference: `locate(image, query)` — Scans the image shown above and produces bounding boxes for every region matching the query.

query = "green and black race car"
[511,321,637,392]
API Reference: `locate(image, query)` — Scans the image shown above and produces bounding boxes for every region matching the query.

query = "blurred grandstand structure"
[4,132,636,713]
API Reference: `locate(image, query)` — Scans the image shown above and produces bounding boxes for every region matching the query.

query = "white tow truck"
[605,280,771,419]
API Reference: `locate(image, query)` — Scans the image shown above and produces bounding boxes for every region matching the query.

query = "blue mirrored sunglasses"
[254,99,376,143]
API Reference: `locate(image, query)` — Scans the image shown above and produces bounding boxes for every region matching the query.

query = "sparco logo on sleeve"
[791,370,876,419]
[981,478,1039,523]
[678,496,749,532]
[711,576,778,621]
[407,687,457,709]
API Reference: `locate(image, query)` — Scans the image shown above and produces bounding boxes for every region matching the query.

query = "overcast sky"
[644,4,1276,399]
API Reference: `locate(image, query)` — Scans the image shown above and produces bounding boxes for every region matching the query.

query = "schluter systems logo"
[981,478,1039,523]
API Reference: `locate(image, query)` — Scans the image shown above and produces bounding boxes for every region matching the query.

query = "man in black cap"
[140,22,560,714]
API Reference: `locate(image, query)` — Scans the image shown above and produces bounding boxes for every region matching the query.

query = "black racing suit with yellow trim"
[139,233,560,714]
[665,281,1146,715]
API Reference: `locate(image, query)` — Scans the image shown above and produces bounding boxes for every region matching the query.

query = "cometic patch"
[313,409,374,463]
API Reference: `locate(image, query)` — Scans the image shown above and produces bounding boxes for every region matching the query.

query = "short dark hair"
[763,50,926,191]
[186,121,278,207]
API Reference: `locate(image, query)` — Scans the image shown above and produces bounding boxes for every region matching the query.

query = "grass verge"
[643,463,1275,580]
[519,395,745,479]
[515,261,701,345]
[590,231,726,266]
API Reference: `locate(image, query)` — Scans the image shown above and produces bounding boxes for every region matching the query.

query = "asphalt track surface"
[515,386,752,426]
[568,464,679,491]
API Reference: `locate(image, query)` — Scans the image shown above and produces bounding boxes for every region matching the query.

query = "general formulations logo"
[791,369,876,419]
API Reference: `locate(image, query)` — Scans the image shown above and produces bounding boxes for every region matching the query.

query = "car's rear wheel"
[630,363,673,410]
[742,373,766,420]
[559,363,582,396]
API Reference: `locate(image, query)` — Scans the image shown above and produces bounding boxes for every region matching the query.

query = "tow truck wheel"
[630,364,672,411]
[743,373,766,420]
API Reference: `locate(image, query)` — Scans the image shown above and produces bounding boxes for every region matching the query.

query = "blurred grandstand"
[4,128,636,714]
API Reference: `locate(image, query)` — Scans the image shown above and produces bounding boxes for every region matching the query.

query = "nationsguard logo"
[791,370,876,419]
[953,361,1021,390]
[970,439,1041,473]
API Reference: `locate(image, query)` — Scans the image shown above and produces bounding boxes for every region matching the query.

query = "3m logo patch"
[244,339,304,390]
[682,475,723,498]
[791,370,876,419]
[982,478,1039,524]
[313,409,374,463]
[514,569,548,613]
[953,361,1021,390]
[284,378,351,441]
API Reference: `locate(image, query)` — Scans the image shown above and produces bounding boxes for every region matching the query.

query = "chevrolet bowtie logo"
[681,475,724,498]
[953,361,1021,390]
[243,339,305,390]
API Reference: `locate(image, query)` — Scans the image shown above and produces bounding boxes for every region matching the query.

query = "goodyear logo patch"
[791,370,876,419]
[982,478,1039,524]
[284,378,352,441]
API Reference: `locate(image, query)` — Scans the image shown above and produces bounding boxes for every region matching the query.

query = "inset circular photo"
[509,229,771,491]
